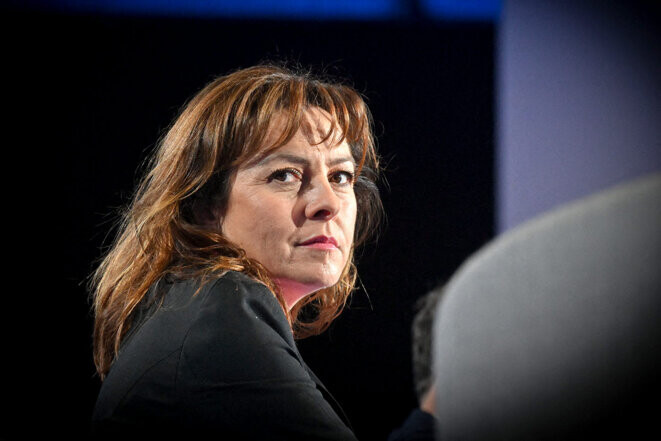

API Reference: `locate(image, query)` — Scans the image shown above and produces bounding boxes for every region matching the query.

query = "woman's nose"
[304,178,341,220]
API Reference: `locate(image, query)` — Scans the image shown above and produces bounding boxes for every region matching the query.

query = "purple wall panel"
[497,0,660,232]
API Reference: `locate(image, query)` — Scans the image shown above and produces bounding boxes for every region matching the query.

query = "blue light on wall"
[42,0,404,19]
[15,0,501,21]
[421,0,501,20]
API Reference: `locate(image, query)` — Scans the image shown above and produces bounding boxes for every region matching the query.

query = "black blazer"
[92,271,358,440]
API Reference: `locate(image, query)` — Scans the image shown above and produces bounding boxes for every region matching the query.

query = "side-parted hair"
[91,65,383,378]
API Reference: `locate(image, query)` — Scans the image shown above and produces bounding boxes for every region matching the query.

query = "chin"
[277,265,342,292]
[304,264,344,289]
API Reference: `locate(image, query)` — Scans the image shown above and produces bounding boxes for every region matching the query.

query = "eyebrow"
[252,153,356,169]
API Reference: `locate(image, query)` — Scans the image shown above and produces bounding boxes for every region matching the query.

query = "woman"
[90,65,382,439]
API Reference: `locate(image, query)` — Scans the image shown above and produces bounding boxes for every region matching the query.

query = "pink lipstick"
[298,236,338,250]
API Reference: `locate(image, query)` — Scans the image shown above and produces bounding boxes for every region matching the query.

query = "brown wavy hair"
[91,64,383,378]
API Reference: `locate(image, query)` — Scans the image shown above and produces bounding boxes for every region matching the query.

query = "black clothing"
[92,271,357,440]
[388,409,437,441]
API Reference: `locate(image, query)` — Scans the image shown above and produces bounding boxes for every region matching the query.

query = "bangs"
[230,73,373,175]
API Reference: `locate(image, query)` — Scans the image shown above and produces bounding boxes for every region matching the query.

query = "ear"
[190,199,222,230]
[191,168,233,230]
[210,205,224,231]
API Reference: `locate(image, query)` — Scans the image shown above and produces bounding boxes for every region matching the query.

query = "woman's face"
[221,108,358,309]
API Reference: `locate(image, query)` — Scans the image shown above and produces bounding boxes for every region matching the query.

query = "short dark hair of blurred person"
[388,284,446,441]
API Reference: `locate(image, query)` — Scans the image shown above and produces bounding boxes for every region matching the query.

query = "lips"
[298,235,339,249]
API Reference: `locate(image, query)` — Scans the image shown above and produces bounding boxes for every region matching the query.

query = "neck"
[274,278,319,311]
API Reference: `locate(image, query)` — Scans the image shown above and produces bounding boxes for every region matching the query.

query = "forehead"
[268,107,340,146]
[248,107,353,166]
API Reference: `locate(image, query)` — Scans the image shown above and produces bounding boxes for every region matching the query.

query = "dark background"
[5,9,494,440]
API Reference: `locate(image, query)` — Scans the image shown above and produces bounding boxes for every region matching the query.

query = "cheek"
[255,218,287,245]
[247,207,297,269]
[222,190,263,245]
[224,194,293,254]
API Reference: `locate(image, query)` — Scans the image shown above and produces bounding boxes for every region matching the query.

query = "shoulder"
[177,271,302,383]
[149,270,289,339]
[203,270,284,316]
[191,270,292,342]
[94,272,357,439]
[98,271,294,393]
[93,271,304,427]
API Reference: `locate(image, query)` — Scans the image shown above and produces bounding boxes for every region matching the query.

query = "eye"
[330,170,355,186]
[267,168,302,184]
